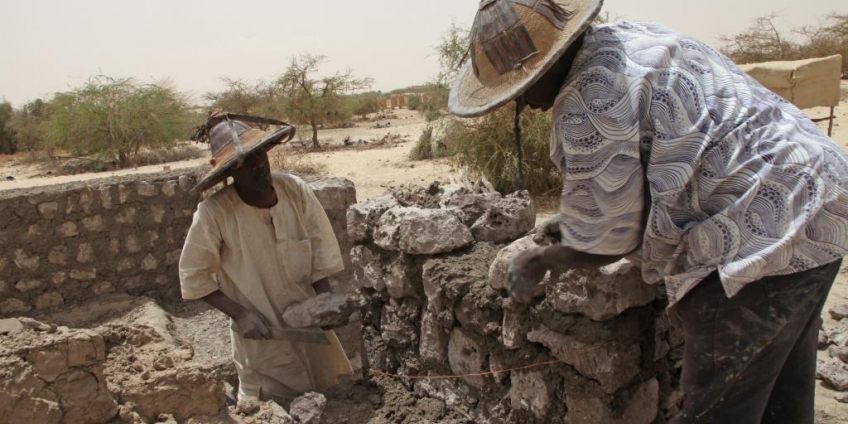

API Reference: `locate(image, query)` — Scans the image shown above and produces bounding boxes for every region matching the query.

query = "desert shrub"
[407,95,422,111]
[721,13,848,74]
[44,76,198,167]
[268,147,326,176]
[7,99,48,153]
[446,106,560,195]
[409,126,436,161]
[345,91,382,120]
[0,101,15,154]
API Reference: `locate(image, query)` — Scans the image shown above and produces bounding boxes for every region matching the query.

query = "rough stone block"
[35,292,64,310]
[118,184,130,203]
[56,222,79,238]
[567,378,659,424]
[82,215,106,232]
[117,258,134,274]
[51,272,67,286]
[510,371,552,419]
[141,254,159,271]
[829,346,848,363]
[830,305,848,321]
[308,177,356,215]
[552,260,657,321]
[384,255,419,299]
[440,192,502,226]
[138,181,157,197]
[92,281,116,295]
[282,293,361,329]
[125,235,141,253]
[350,245,385,291]
[115,207,137,225]
[0,298,31,314]
[381,298,420,348]
[420,304,449,365]
[347,195,399,243]
[48,246,68,265]
[470,191,536,243]
[77,243,94,264]
[99,186,112,209]
[289,392,326,424]
[37,202,59,219]
[448,328,486,388]
[150,204,166,223]
[527,325,640,394]
[455,287,501,336]
[13,249,39,271]
[161,180,177,197]
[374,207,473,255]
[16,280,43,292]
[818,358,848,390]
[502,300,527,350]
[178,175,192,192]
[70,269,97,281]
[79,190,93,213]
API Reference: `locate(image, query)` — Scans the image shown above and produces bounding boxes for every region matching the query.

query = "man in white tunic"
[179,113,353,402]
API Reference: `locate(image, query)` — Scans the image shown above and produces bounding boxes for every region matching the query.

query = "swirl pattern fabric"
[551,22,848,303]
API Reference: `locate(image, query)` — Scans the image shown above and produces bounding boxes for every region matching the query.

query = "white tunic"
[179,173,352,400]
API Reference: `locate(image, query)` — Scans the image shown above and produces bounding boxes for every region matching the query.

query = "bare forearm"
[312,277,332,295]
[201,290,248,320]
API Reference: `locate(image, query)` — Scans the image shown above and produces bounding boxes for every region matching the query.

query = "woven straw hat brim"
[449,0,602,118]
[193,126,295,193]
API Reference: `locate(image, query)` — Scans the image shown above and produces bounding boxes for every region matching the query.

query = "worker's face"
[230,150,273,190]
[522,60,567,111]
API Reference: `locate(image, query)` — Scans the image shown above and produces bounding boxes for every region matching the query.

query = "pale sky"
[1,0,845,106]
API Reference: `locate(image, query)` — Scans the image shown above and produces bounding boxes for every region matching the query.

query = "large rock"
[307,177,356,217]
[282,293,361,329]
[347,195,399,243]
[825,319,848,348]
[509,371,553,419]
[527,325,640,394]
[384,255,419,299]
[830,305,848,321]
[289,392,326,424]
[448,328,487,388]
[374,207,473,255]
[470,191,536,243]
[817,358,848,391]
[552,260,657,321]
[488,235,552,291]
[567,378,659,424]
[440,192,502,226]
[350,245,385,291]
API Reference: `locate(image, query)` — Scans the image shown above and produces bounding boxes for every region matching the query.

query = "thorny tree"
[277,54,373,148]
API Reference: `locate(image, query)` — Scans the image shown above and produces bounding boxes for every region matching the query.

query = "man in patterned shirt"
[450,1,848,423]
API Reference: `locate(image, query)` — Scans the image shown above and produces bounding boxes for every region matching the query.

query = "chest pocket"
[284,239,313,285]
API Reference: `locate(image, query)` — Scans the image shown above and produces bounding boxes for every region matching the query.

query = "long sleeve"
[178,201,224,300]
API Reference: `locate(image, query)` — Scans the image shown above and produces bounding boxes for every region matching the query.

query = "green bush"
[446,106,561,196]
[44,76,198,167]
[407,95,422,111]
[0,101,15,154]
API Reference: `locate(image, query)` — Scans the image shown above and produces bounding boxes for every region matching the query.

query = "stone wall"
[0,170,358,319]
[348,184,684,423]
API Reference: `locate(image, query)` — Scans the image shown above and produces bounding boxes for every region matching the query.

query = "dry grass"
[268,147,327,176]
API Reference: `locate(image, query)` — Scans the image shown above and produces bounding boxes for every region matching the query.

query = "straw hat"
[449,0,602,117]
[191,112,296,192]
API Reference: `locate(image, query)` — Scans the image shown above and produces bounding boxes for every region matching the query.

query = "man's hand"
[507,246,550,304]
[234,309,272,340]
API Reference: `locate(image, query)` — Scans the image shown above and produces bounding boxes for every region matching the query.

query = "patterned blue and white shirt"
[552,22,848,304]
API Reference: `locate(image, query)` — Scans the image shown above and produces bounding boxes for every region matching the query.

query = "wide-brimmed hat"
[449,0,602,117]
[191,112,296,192]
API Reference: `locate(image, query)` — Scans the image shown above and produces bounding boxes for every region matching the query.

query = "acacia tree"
[44,76,197,167]
[204,77,284,118]
[0,101,15,154]
[277,54,372,148]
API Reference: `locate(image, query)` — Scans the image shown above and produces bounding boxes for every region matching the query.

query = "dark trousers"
[670,260,842,424]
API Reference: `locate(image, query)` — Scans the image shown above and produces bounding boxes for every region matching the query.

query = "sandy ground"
[2,84,848,420]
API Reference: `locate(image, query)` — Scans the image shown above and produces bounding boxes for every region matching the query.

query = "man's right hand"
[507,246,550,304]
[234,309,272,340]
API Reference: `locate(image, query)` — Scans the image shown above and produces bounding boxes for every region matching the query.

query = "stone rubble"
[348,184,684,423]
